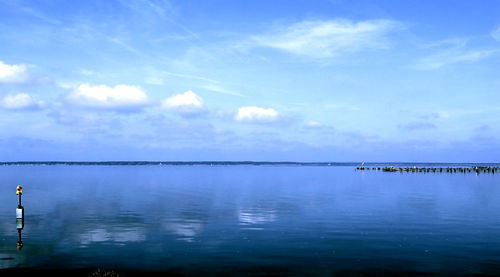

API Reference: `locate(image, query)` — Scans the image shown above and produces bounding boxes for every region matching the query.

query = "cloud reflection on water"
[78,227,146,247]
[238,208,277,227]
[162,220,203,242]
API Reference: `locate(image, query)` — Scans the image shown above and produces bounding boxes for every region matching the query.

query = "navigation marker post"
[16,186,24,219]
[16,185,24,249]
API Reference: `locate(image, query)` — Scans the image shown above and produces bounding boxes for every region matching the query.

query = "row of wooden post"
[356,166,499,174]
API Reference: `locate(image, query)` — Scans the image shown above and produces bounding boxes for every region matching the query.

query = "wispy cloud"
[107,37,145,57]
[398,121,437,131]
[162,71,218,83]
[118,0,200,41]
[5,2,61,25]
[249,19,400,59]
[78,69,95,76]
[397,112,441,131]
[201,83,244,97]
[326,103,361,111]
[48,110,124,136]
[492,26,500,42]
[144,76,164,85]
[304,120,325,128]
[414,39,498,70]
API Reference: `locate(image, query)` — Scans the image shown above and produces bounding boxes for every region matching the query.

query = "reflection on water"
[16,219,23,250]
[0,165,499,275]
[78,227,146,246]
[163,220,203,242]
[238,208,277,227]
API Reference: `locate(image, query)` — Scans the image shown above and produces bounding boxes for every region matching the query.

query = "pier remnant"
[356,166,499,174]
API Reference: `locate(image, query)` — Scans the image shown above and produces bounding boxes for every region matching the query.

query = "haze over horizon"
[0,0,499,162]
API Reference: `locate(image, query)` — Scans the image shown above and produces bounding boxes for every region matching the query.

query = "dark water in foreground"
[0,165,499,276]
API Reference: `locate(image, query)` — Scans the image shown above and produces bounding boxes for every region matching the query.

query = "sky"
[0,0,499,162]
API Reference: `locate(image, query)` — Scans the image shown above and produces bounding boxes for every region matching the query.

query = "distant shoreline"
[0,161,499,166]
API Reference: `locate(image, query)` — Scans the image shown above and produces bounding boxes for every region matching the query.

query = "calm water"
[0,165,499,276]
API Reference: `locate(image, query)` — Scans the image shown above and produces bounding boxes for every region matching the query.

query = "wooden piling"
[356,165,499,174]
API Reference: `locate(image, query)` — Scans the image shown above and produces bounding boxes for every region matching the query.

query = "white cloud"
[0,93,45,110]
[251,19,399,58]
[66,83,149,110]
[0,61,28,83]
[492,27,500,42]
[235,106,279,123]
[161,90,205,116]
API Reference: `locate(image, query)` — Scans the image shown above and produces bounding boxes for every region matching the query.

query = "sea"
[0,162,499,276]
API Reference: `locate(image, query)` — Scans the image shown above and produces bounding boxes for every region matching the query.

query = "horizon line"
[0,161,499,165]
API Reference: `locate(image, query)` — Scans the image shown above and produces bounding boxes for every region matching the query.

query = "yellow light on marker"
[16,185,23,195]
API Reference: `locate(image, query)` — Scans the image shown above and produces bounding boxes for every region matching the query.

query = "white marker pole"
[16,190,24,219]
[16,186,24,249]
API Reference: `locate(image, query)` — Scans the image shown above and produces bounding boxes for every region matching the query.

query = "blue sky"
[0,0,499,162]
